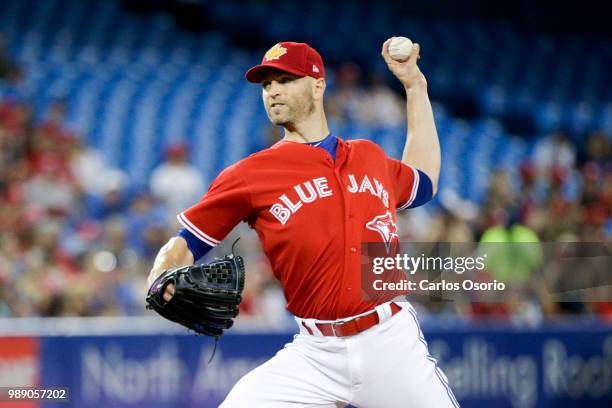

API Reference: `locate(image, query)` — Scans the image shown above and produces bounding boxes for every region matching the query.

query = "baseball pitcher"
[147,39,458,407]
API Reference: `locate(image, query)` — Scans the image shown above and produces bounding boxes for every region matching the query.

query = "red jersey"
[178,137,420,320]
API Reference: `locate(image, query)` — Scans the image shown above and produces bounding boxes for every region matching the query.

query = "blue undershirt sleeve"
[408,170,434,208]
[178,228,214,261]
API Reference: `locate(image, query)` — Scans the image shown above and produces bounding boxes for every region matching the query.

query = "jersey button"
[350,247,357,253]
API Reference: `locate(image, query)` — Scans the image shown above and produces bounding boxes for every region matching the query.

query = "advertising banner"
[0,337,40,408]
[1,325,608,407]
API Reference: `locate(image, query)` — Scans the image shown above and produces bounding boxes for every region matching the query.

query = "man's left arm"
[382,39,440,196]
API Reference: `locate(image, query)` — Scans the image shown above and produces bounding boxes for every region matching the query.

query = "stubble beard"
[269,98,315,128]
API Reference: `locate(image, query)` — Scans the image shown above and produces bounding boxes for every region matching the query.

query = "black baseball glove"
[146,254,245,337]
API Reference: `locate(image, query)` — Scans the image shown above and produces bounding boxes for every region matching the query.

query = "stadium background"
[0,0,610,406]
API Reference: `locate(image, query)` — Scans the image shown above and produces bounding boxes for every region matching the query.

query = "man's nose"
[268,81,282,96]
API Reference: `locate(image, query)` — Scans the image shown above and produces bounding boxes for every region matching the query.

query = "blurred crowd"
[0,53,610,327]
[0,84,290,325]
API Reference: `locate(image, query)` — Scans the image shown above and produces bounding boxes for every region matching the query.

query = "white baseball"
[388,37,413,62]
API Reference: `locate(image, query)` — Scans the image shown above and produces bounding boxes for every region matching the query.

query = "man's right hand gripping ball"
[145,254,246,337]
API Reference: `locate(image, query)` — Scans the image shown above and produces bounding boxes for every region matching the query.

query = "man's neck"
[282,111,329,143]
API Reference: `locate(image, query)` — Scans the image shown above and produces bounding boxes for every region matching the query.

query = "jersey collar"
[305,133,334,146]
[271,135,349,166]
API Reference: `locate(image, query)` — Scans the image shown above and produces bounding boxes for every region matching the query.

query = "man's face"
[260,70,315,126]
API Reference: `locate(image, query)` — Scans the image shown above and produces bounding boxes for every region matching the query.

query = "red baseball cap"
[245,42,325,83]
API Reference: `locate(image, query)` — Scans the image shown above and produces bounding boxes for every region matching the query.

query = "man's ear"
[312,77,326,100]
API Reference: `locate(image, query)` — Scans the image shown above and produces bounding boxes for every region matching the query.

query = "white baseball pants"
[220,302,459,407]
